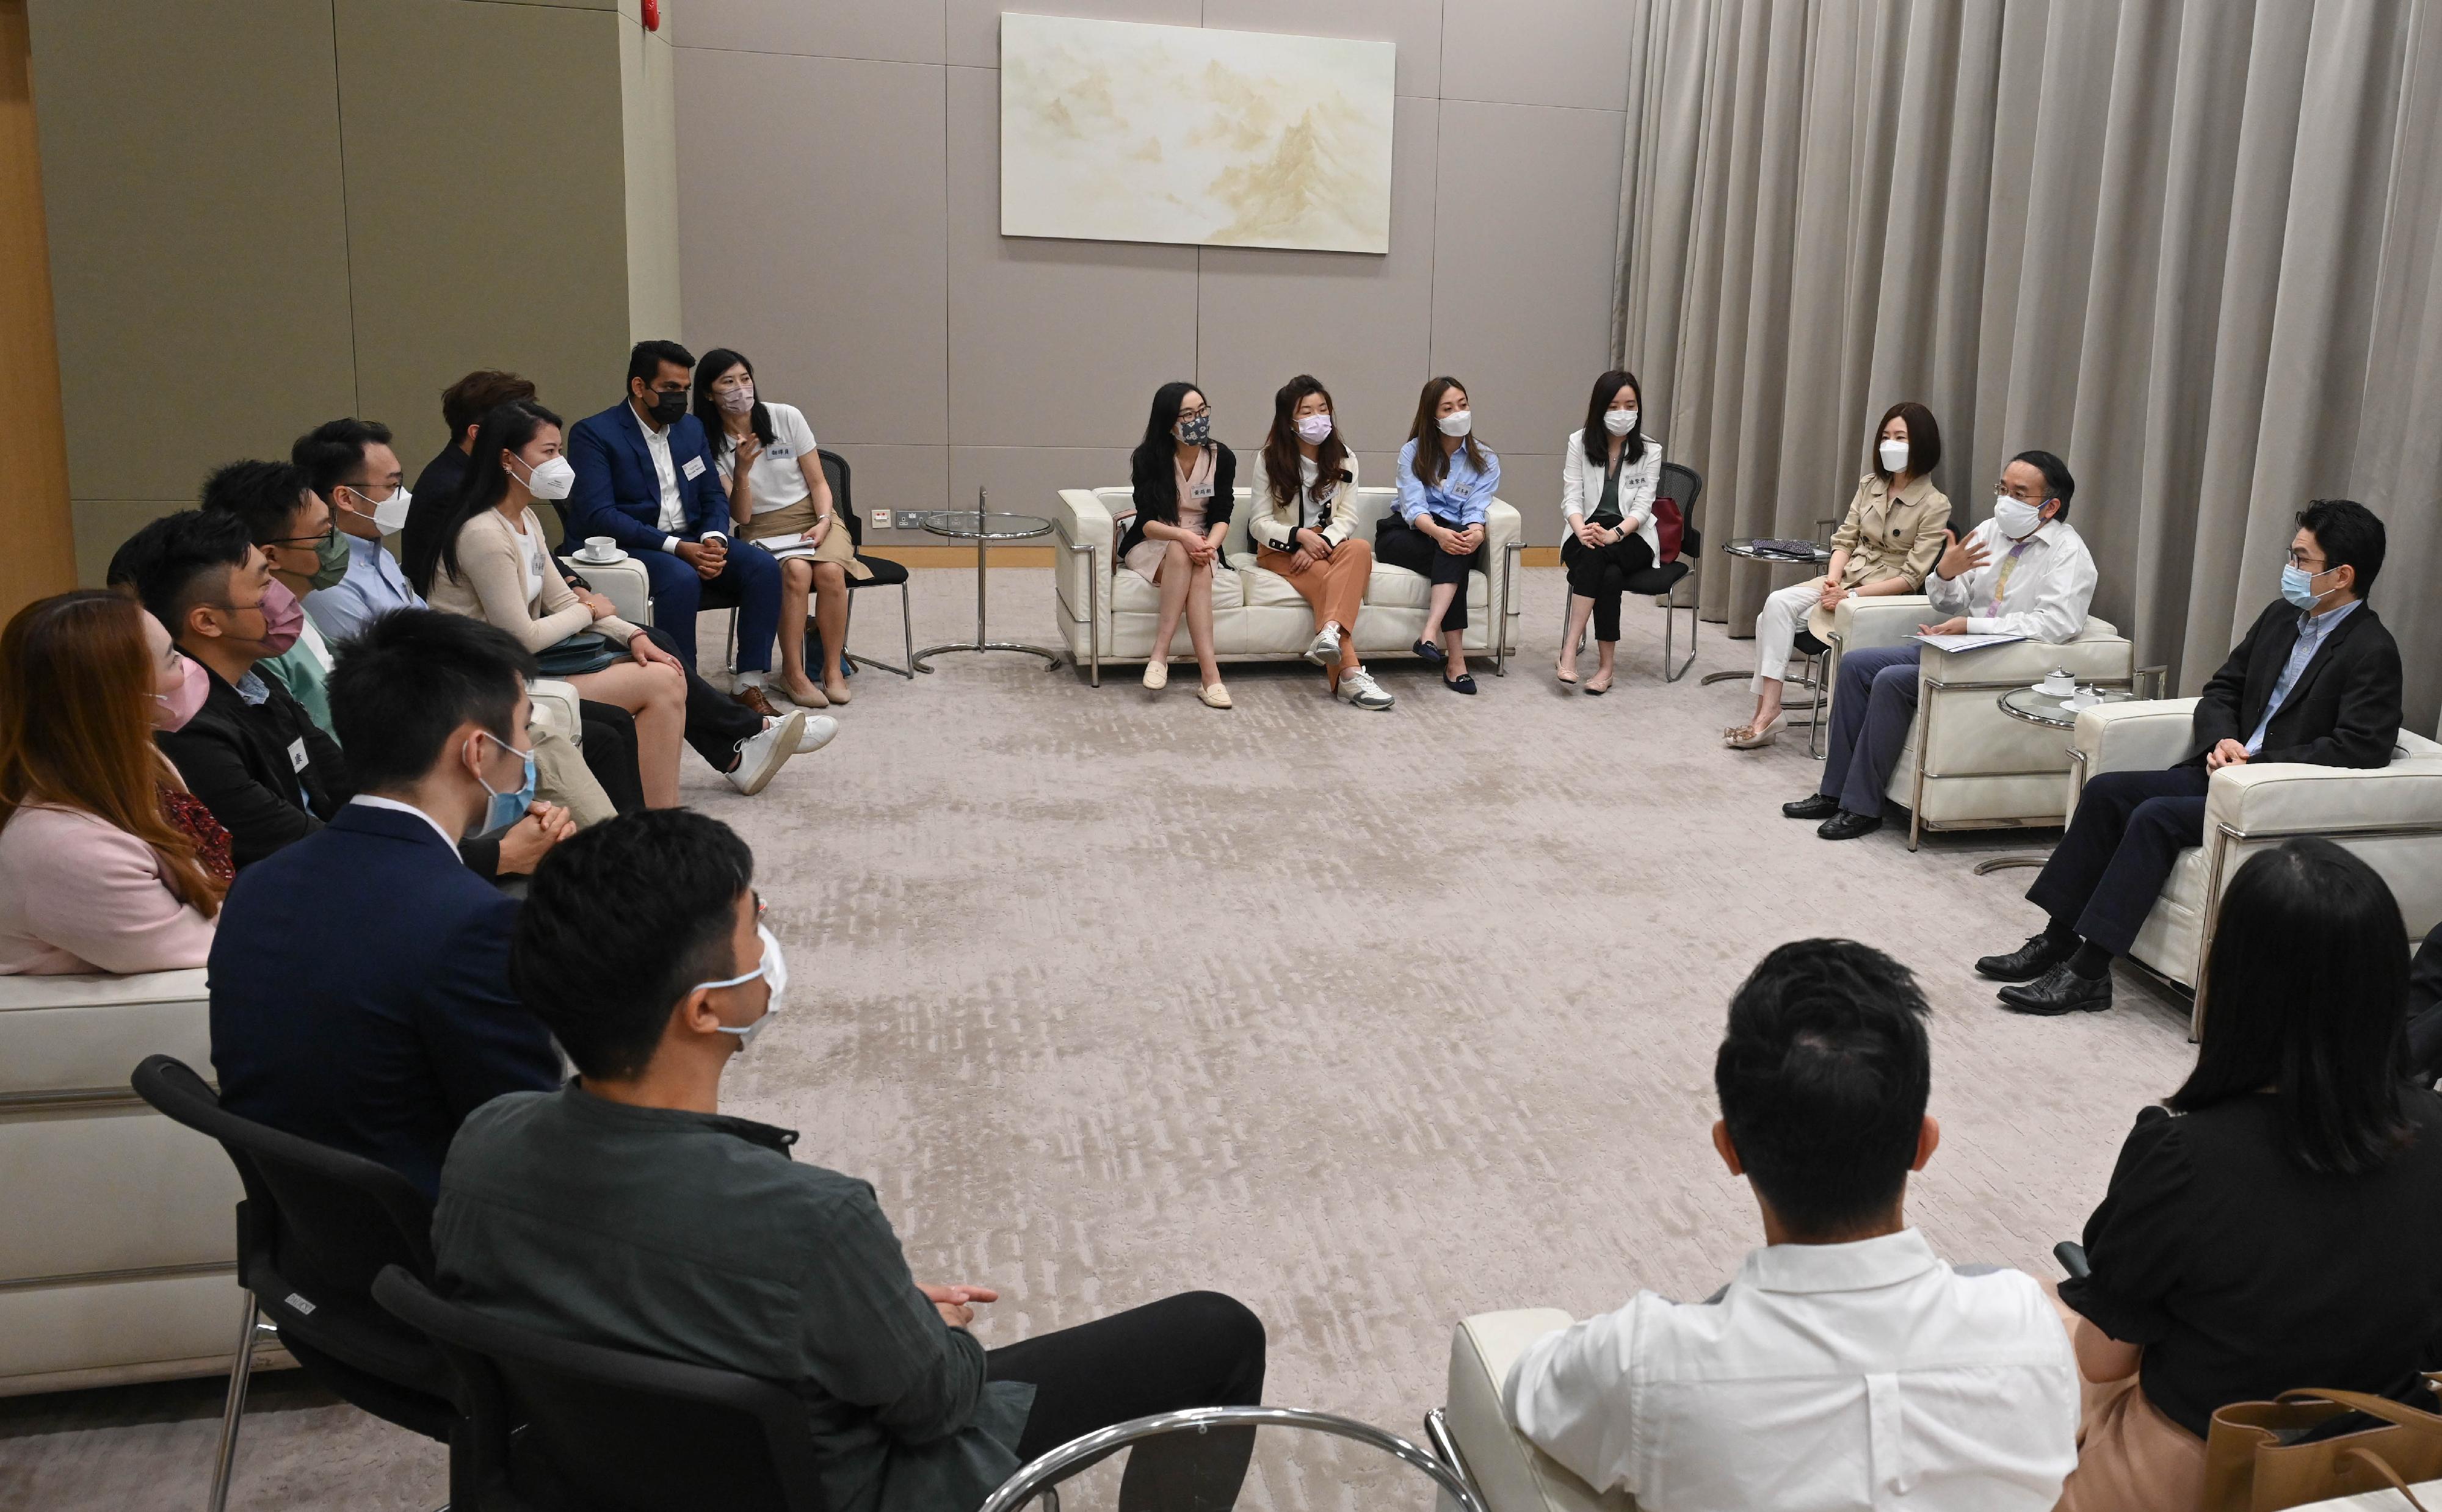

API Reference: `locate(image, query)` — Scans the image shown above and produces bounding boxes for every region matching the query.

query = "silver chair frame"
[977,1404,1488,1512]
[1554,554,1701,683]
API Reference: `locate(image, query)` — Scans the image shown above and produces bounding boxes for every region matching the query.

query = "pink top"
[0,803,217,975]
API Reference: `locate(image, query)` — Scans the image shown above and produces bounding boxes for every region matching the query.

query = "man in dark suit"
[566,339,784,715]
[109,510,349,872]
[1976,498,2402,1015]
[208,610,561,1199]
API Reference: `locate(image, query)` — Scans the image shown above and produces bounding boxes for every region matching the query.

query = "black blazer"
[1118,441,1236,561]
[2181,598,2402,769]
[156,664,349,872]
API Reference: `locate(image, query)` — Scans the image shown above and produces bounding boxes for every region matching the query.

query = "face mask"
[306,527,350,591]
[253,578,304,655]
[1879,439,1909,473]
[1603,408,1638,437]
[697,924,788,1052]
[2281,563,2336,612]
[1295,413,1333,445]
[1176,412,1212,445]
[1993,496,2043,540]
[152,654,211,732]
[347,483,413,536]
[469,729,537,837]
[1437,409,1473,438]
[642,388,688,427]
[717,383,756,416]
[514,454,577,502]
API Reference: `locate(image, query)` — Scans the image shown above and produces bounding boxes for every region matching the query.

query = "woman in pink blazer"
[0,590,226,974]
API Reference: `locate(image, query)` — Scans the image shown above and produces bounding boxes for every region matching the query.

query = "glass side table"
[910,490,1063,671]
[1969,685,2137,875]
[1699,537,1836,689]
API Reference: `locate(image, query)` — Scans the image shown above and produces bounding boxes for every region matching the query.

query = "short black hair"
[292,418,395,502]
[627,339,696,390]
[106,510,256,635]
[2173,838,2415,1174]
[1715,939,1933,1237]
[513,811,755,1081]
[2011,449,2076,521]
[200,459,317,546]
[327,609,538,793]
[441,370,537,438]
[2298,498,2386,599]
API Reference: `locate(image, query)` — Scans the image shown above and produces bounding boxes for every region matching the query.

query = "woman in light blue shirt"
[1377,377,1500,693]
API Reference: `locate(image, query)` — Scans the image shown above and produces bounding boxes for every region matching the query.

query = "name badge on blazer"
[682,456,706,481]
[1188,481,1215,500]
[287,737,309,772]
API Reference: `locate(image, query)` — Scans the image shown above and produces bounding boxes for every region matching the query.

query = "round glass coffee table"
[1969,685,2137,875]
[909,497,1063,671]
[1698,538,1835,687]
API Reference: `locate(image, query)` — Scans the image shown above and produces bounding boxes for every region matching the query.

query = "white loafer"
[1198,682,1233,709]
[1143,660,1169,690]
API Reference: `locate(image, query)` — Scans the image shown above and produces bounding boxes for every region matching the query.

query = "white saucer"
[573,550,629,566]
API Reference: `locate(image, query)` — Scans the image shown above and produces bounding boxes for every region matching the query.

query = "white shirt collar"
[349,794,460,852]
[1735,1227,1942,1295]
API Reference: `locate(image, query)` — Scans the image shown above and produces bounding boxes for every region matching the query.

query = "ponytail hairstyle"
[1261,374,1349,510]
[1405,376,1485,488]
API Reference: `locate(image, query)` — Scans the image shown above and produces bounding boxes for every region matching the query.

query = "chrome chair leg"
[209,1295,264,1512]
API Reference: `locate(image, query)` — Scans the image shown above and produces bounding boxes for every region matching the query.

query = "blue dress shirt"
[2245,599,2360,754]
[1396,438,1501,527]
[306,534,426,642]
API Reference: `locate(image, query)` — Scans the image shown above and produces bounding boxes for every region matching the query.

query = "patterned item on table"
[1751,538,1822,559]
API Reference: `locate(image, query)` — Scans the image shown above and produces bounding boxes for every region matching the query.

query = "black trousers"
[574,700,647,814]
[634,624,764,772]
[1560,532,1657,643]
[1374,515,1478,631]
[2025,767,2211,957]
[987,1290,1266,1510]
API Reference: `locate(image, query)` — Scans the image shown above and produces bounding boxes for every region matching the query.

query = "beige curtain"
[1617,0,2442,733]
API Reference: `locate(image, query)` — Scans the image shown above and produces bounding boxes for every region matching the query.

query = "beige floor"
[0,568,2200,1510]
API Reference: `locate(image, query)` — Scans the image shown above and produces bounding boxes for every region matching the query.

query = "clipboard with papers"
[1912,631,2026,653]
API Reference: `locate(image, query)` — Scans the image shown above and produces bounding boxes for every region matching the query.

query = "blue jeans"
[639,539,782,674]
[1816,643,1923,816]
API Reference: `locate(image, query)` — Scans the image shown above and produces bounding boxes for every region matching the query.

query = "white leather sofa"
[525,676,584,745]
[1825,595,2139,847]
[1053,486,1524,685]
[2070,701,2442,1037]
[0,969,286,1394]
[1432,1309,1636,1512]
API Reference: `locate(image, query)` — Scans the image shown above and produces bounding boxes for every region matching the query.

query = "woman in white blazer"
[1558,371,1664,693]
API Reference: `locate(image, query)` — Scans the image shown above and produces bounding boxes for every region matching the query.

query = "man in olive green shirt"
[435,811,1264,1512]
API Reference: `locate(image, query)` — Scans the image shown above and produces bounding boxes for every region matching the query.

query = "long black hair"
[2170,837,2417,1175]
[1128,380,1207,523]
[1405,376,1486,488]
[1579,370,1646,468]
[1261,374,1349,510]
[692,348,775,452]
[405,398,562,596]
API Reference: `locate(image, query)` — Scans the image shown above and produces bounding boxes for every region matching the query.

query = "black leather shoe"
[1975,933,2076,982]
[1998,961,2114,1016]
[1817,810,1883,840]
[1783,793,1840,820]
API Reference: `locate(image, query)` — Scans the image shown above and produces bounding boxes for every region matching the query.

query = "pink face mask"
[255,578,304,656]
[152,654,211,732]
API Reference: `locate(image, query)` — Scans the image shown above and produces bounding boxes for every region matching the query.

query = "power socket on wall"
[870,509,891,530]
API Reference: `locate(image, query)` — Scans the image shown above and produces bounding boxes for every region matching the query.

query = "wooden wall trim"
[0,0,76,621]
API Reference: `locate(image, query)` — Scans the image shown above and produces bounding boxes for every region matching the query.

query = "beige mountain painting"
[999,13,1394,254]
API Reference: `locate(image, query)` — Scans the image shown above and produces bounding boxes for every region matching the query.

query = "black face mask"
[642,388,687,425]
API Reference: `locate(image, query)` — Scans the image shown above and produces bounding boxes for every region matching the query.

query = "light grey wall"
[673,1,1631,545]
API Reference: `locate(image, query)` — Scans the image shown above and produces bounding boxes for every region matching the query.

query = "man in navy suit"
[209,610,562,1198]
[567,339,786,715]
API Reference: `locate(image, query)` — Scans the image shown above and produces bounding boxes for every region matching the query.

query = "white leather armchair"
[525,676,583,746]
[2070,701,2442,1037]
[1053,486,1524,685]
[1431,1310,1636,1512]
[1826,596,2139,847]
[0,969,287,1394]
[562,552,654,627]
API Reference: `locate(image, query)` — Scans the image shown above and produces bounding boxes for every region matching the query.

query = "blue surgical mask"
[2281,562,2335,612]
[695,924,788,1052]
[471,730,537,837]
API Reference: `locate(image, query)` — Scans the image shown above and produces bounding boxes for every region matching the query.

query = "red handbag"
[1651,496,1684,563]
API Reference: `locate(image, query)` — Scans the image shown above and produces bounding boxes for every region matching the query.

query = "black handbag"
[532,630,626,678]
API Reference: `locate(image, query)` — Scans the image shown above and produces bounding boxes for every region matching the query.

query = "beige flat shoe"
[823,680,851,706]
[1198,682,1233,709]
[781,680,828,709]
[1556,661,1579,685]
[1143,660,1169,690]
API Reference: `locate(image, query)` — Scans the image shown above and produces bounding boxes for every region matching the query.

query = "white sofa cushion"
[1444,1310,1636,1512]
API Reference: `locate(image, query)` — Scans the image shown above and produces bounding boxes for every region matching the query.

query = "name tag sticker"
[287,737,309,772]
[768,446,792,460]
[682,456,706,480]
[1189,482,1215,499]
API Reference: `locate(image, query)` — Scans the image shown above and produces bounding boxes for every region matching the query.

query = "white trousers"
[1752,580,1824,694]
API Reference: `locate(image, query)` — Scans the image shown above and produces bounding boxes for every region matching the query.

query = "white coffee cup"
[580,536,617,562]
[2040,669,2076,696]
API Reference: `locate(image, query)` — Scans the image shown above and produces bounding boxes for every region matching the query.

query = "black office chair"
[1557,460,1705,682]
[819,449,916,679]
[373,1266,830,1512]
[129,1055,461,1512]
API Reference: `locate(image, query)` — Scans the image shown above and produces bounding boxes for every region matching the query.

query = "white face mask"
[1993,495,2043,540]
[717,383,756,416]
[1294,413,1333,445]
[1878,438,1910,474]
[1603,408,1638,437]
[344,483,413,535]
[513,454,576,501]
[695,923,788,1053]
[1437,409,1473,438]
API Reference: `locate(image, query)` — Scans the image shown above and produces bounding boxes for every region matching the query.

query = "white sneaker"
[1143,660,1169,690]
[1305,624,1341,668]
[792,714,839,755]
[1337,667,1394,710]
[726,709,806,795]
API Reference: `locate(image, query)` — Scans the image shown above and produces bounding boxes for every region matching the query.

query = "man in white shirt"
[1504,938,2079,1512]
[1786,450,2098,839]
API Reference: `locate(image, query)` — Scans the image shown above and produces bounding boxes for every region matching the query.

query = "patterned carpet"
[0,568,2200,1510]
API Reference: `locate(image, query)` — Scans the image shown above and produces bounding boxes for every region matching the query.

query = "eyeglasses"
[1178,403,1212,421]
[266,527,338,549]
[2286,548,2328,570]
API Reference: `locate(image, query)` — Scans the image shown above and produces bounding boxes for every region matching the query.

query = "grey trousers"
[1816,642,1923,816]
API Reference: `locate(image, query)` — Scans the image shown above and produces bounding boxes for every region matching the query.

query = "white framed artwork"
[999,13,1395,255]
